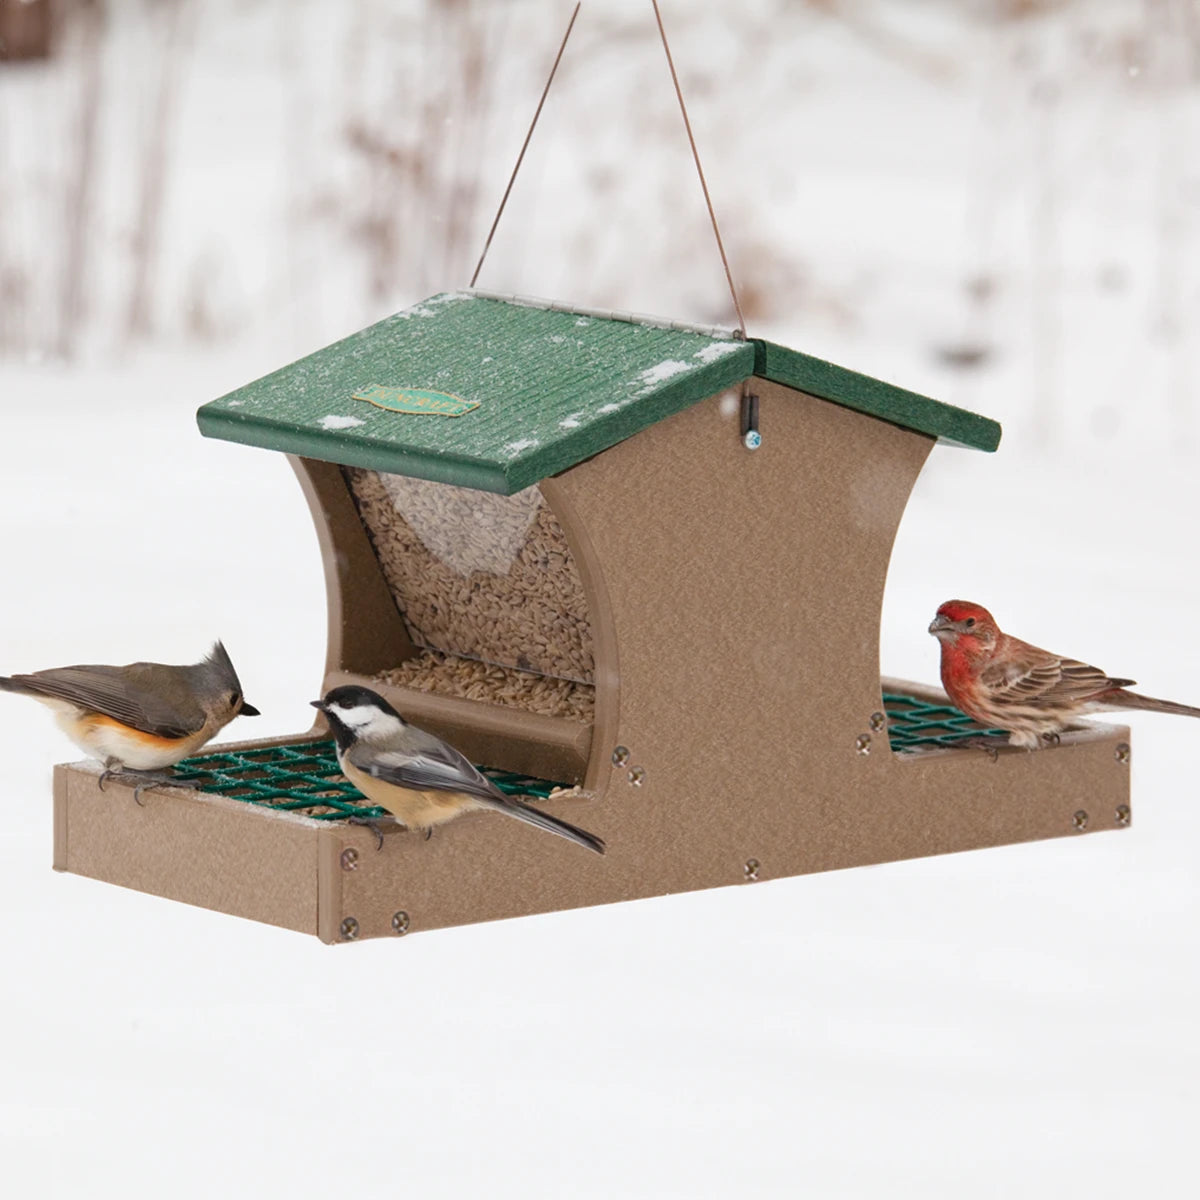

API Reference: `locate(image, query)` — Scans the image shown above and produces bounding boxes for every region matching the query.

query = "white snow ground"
[2,2,1200,1197]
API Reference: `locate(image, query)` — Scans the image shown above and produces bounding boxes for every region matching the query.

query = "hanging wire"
[469,2,582,289]
[470,0,747,342]
[650,0,747,338]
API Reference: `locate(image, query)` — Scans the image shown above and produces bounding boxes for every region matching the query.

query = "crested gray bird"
[312,684,605,854]
[1,641,259,790]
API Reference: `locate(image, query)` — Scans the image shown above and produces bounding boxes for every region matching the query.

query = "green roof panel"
[197,292,1000,494]
[197,293,756,495]
[754,340,1001,453]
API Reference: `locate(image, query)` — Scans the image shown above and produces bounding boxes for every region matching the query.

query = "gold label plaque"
[353,385,479,417]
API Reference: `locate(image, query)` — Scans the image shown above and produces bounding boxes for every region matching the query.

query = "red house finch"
[928,599,1200,748]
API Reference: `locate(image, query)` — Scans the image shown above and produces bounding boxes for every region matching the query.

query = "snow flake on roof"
[693,341,742,364]
[633,359,693,395]
[319,414,365,430]
[396,292,470,320]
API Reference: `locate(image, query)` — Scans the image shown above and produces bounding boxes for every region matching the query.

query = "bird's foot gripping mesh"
[882,692,1007,751]
[169,740,568,820]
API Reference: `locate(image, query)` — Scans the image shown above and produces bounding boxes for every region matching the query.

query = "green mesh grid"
[171,739,568,821]
[171,695,992,818]
[883,692,1005,750]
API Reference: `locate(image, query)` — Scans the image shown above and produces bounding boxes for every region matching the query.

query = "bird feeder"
[51,291,1132,941]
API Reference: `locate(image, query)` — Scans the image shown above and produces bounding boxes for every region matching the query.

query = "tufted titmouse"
[1,641,259,789]
[312,685,605,854]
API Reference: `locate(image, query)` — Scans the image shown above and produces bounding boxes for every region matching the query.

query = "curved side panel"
[288,455,417,681]
[539,477,620,797]
[547,381,935,880]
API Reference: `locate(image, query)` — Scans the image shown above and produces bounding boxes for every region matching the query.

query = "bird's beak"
[928,614,953,637]
[240,701,261,717]
[310,699,326,712]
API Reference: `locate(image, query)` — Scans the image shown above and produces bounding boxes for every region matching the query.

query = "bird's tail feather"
[496,797,605,854]
[1112,689,1200,719]
[0,675,32,695]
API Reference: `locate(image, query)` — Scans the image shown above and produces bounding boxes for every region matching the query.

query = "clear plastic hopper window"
[344,468,595,724]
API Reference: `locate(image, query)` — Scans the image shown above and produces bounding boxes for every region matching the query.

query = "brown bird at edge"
[0,641,259,795]
[929,599,1200,748]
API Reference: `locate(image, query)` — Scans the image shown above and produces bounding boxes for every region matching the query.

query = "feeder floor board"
[50,701,1131,943]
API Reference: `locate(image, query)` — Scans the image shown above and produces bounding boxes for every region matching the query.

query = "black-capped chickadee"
[312,684,605,854]
[1,641,259,789]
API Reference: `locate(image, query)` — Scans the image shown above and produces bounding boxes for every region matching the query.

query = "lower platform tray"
[51,685,1133,943]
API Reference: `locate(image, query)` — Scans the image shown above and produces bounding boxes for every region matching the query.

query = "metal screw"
[391,911,410,936]
[628,766,645,786]
[742,429,762,451]
[340,847,359,871]
[1115,805,1131,827]
[611,746,630,767]
[855,733,871,756]
[1115,742,1131,765]
[1072,810,1089,831]
[340,916,359,940]
[869,711,886,733]
[744,858,760,882]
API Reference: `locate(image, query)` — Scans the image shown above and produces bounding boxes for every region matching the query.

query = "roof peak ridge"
[463,289,743,342]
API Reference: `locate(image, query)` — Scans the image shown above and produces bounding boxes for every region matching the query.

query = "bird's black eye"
[230,691,240,705]
[964,618,976,628]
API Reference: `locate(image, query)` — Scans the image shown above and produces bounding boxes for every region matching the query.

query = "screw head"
[855,733,871,756]
[628,766,645,787]
[744,858,760,881]
[1115,804,1131,827]
[340,847,359,871]
[1072,810,1089,831]
[611,746,630,767]
[340,916,359,940]
[742,429,762,450]
[869,711,886,733]
[1115,742,1131,765]
[391,910,410,935]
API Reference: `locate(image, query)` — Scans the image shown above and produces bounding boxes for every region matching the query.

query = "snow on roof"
[197,291,999,494]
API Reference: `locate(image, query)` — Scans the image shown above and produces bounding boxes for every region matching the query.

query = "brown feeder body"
[52,295,1131,941]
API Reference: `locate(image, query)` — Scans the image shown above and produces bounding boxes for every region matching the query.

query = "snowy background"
[2,0,1199,1196]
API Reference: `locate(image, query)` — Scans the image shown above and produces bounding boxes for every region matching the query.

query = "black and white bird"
[312,685,605,854]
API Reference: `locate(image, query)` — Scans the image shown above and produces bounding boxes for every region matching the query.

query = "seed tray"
[170,738,567,821]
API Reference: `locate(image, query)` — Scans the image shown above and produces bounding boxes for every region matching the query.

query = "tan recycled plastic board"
[52,716,1131,944]
[51,381,1132,942]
